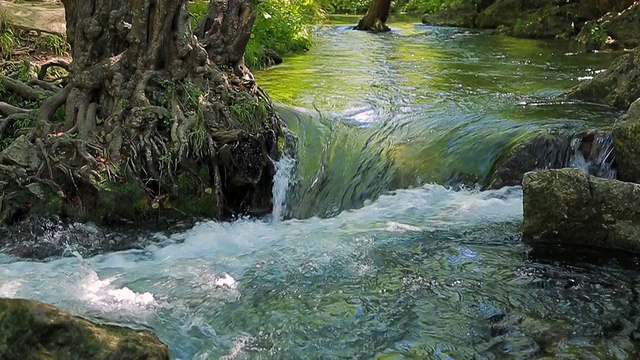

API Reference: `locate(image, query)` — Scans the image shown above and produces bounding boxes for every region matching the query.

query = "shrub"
[188,0,325,69]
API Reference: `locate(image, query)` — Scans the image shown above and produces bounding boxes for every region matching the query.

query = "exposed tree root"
[0,0,286,225]
[37,60,71,81]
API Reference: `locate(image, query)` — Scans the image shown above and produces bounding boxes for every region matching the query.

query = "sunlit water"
[255,16,622,218]
[3,18,640,359]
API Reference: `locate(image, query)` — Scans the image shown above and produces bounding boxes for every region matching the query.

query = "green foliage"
[247,0,325,69]
[230,95,270,132]
[36,34,70,56]
[188,0,209,29]
[324,0,370,14]
[188,0,325,69]
[588,23,607,43]
[395,0,443,13]
[513,13,538,37]
[15,61,32,82]
[0,13,17,60]
[324,0,446,14]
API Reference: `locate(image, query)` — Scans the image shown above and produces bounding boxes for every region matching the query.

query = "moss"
[174,168,220,218]
[0,298,169,360]
[230,94,270,133]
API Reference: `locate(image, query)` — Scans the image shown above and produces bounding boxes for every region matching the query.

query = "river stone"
[523,168,640,252]
[0,298,169,359]
[0,135,40,171]
[613,98,640,183]
[485,130,571,189]
[566,46,640,110]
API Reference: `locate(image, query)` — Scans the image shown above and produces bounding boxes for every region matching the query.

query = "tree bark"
[355,0,392,32]
[0,0,285,224]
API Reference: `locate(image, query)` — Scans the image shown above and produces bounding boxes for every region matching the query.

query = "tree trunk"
[355,0,392,32]
[0,0,285,224]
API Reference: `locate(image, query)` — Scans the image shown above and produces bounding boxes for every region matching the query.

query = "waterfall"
[568,131,616,179]
[271,155,296,223]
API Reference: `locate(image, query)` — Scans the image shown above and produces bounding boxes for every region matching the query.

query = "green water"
[2,18,639,360]
[255,17,621,218]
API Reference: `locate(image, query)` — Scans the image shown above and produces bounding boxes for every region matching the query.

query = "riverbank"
[422,0,640,51]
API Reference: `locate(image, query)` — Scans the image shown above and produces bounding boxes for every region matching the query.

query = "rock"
[576,2,640,51]
[613,98,640,183]
[523,168,640,253]
[421,0,479,27]
[0,298,169,360]
[0,217,165,260]
[263,48,283,65]
[486,130,571,189]
[476,0,634,39]
[0,135,40,171]
[26,183,44,199]
[566,47,640,109]
[476,0,536,30]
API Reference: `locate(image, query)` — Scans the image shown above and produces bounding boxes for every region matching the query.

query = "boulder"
[576,2,640,51]
[0,135,40,171]
[0,298,169,360]
[476,0,537,29]
[476,0,634,38]
[522,168,640,253]
[422,0,479,28]
[566,47,640,109]
[613,98,640,183]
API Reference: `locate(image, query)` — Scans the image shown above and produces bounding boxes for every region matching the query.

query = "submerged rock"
[486,130,571,189]
[566,47,640,109]
[0,217,178,260]
[613,98,640,183]
[523,168,640,253]
[486,129,615,190]
[0,298,169,359]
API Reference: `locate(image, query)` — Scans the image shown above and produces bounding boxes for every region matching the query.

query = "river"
[2,17,640,359]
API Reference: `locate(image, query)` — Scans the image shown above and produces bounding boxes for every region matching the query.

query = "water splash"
[568,131,616,179]
[271,155,296,222]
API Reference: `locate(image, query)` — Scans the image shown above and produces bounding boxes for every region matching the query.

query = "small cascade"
[271,155,296,223]
[568,131,617,179]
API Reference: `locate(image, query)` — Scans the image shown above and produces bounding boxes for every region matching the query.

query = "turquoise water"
[255,18,621,218]
[2,19,639,359]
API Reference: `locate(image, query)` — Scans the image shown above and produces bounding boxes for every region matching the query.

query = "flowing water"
[2,17,640,359]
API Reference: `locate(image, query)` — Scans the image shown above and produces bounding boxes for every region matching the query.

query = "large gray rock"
[0,298,169,360]
[566,47,640,110]
[0,135,40,171]
[523,168,640,252]
[613,98,640,183]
